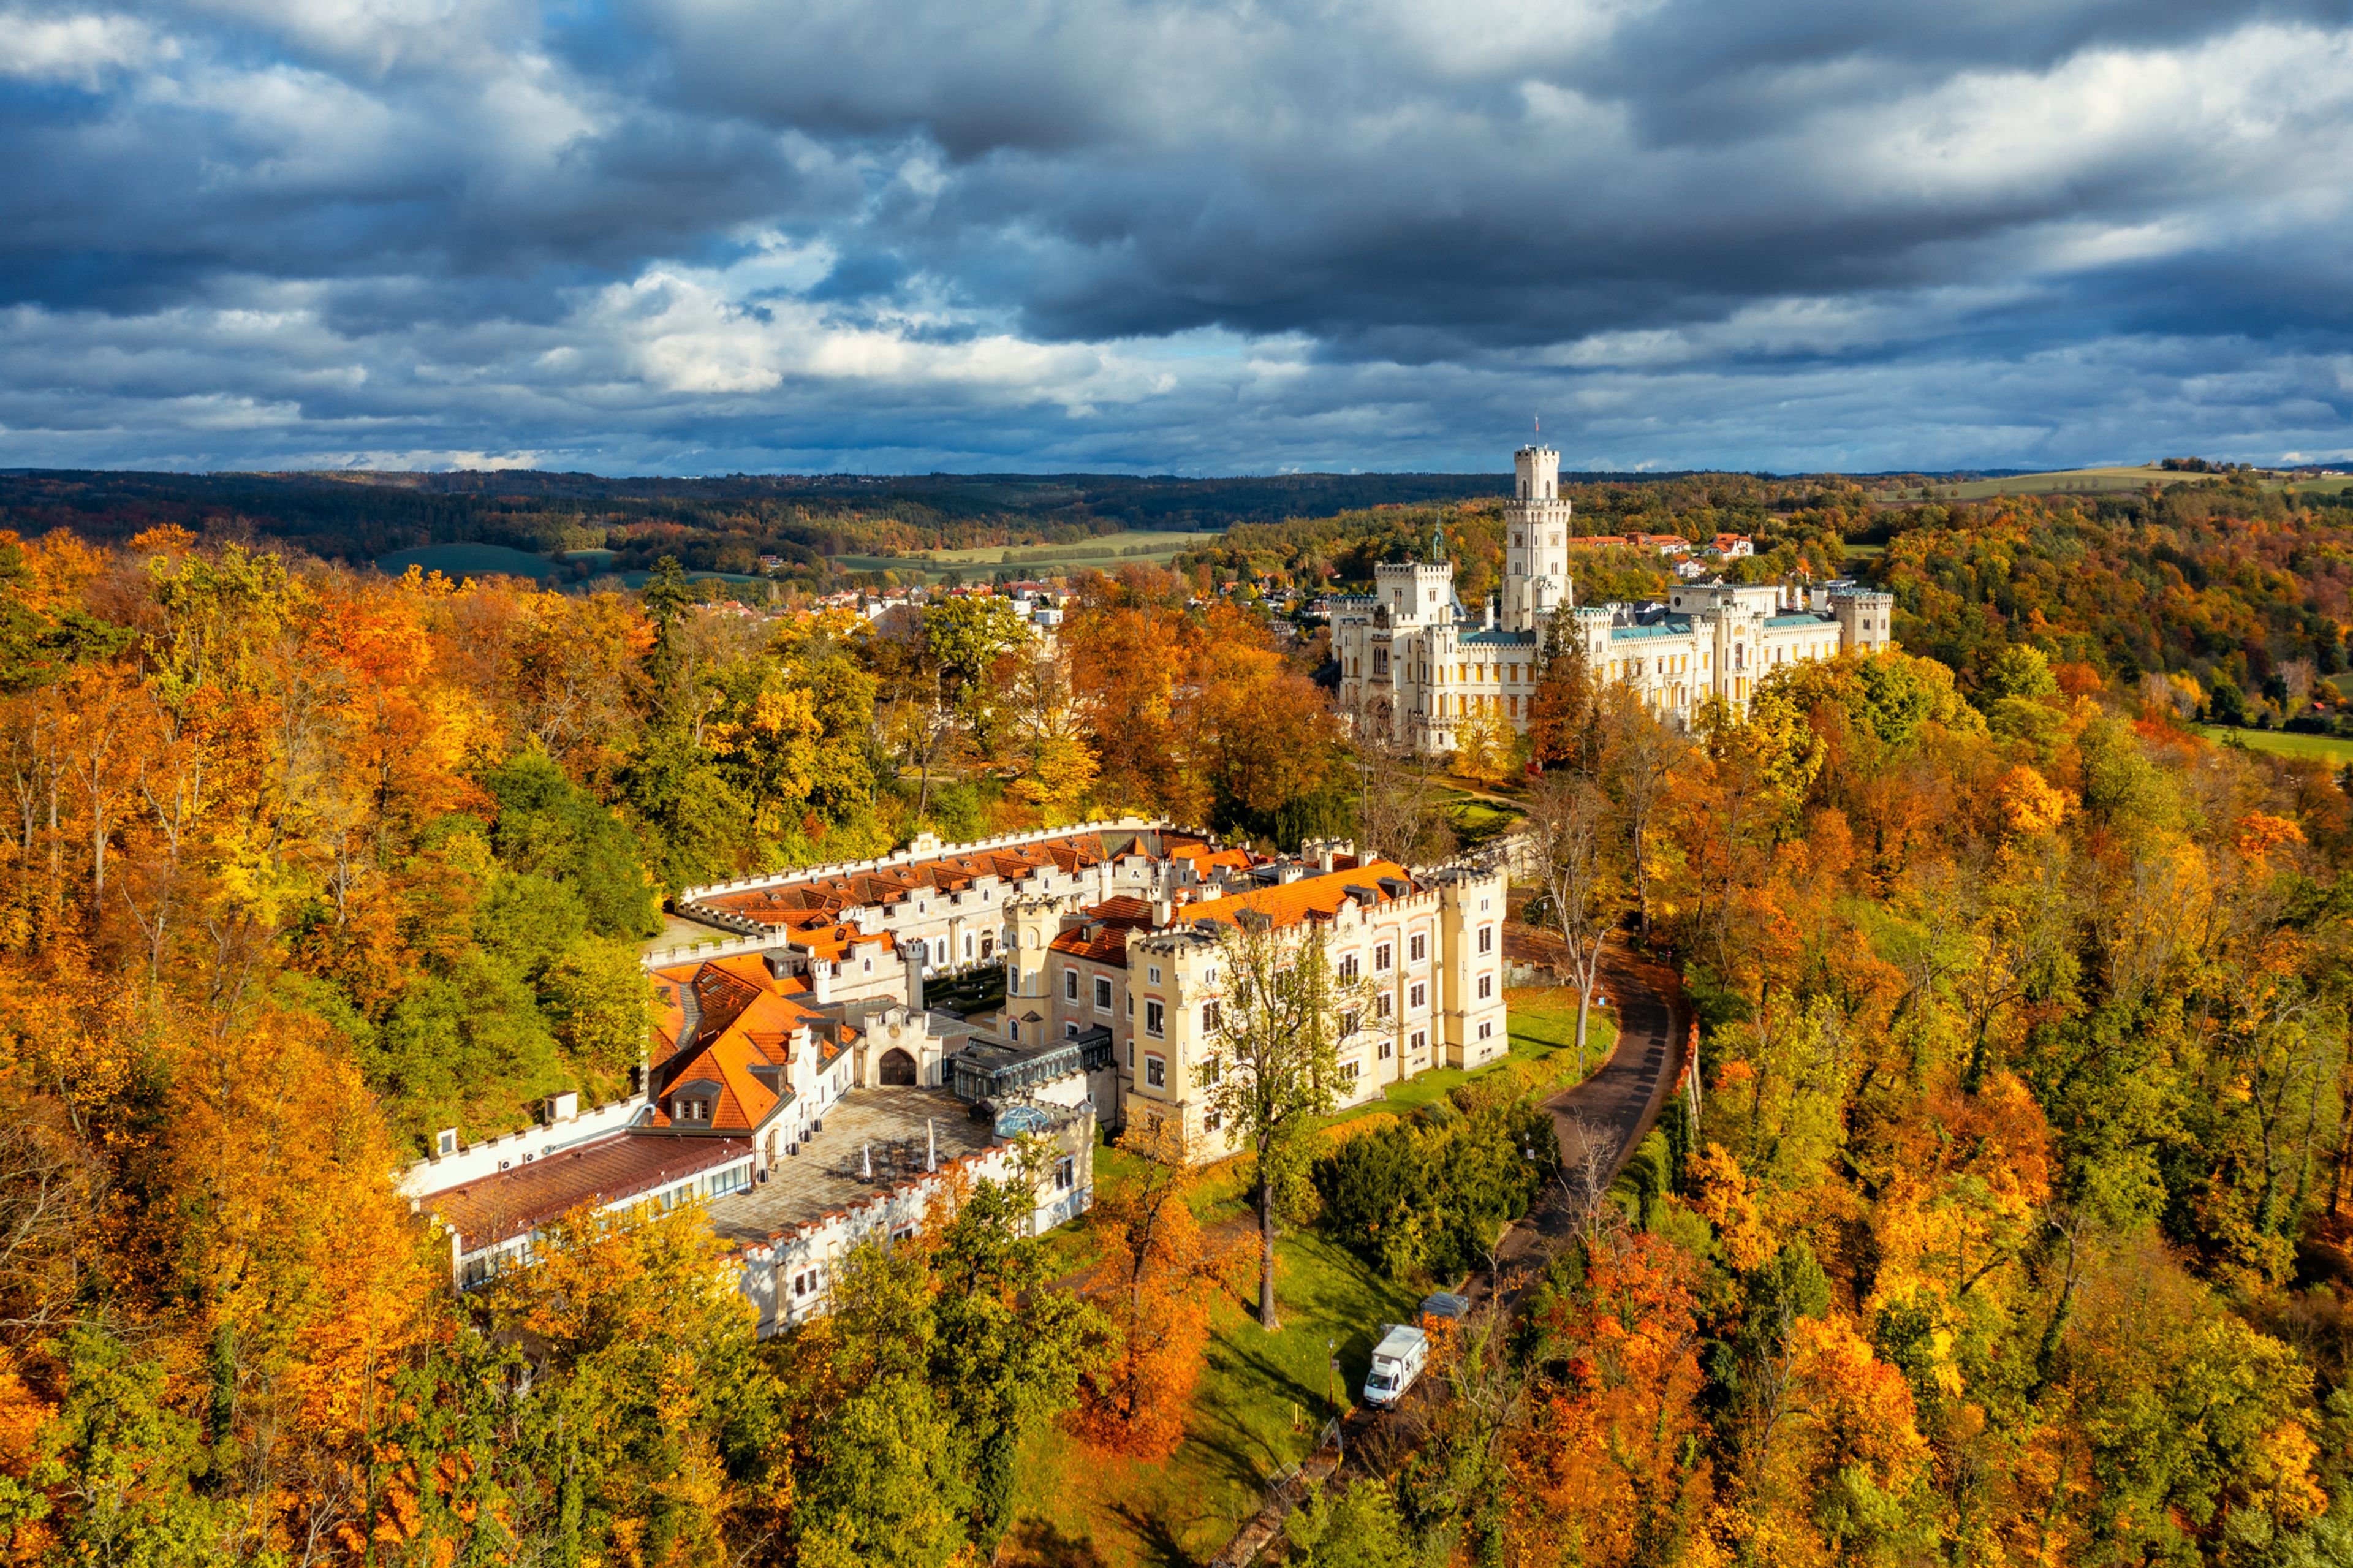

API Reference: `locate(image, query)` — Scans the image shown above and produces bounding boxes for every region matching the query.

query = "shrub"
[1314,1100,1558,1283]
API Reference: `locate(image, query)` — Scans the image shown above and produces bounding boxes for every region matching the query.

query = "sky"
[2,0,2351,477]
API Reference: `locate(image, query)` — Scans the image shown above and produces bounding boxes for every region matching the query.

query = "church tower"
[1502,442,1572,632]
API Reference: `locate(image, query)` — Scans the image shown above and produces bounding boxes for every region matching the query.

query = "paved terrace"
[703,1086,999,1246]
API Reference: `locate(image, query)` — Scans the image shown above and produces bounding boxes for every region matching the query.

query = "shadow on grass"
[1003,1518,1112,1567]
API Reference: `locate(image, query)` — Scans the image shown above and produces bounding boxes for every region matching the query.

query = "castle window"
[1146,1053,1166,1088]
[1478,974,1493,999]
[1409,983,1427,1009]
[1412,1030,1427,1053]
[1339,953,1359,981]
[1478,1021,1493,1040]
[1146,1001,1165,1038]
[1095,976,1113,1011]
[1065,968,1078,1000]
[1375,943,1393,972]
[1377,995,1393,1018]
[1409,933,1426,963]
[1203,1001,1221,1034]
[1379,1039,1393,1060]
[1342,1061,1361,1083]
[1478,925,1493,955]
[1147,964,1162,985]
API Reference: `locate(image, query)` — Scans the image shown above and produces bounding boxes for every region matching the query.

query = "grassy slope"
[2194,725,2353,765]
[376,543,563,581]
[1009,986,1611,1566]
[832,528,1215,582]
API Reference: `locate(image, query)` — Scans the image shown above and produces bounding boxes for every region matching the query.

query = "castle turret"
[1503,443,1573,633]
[1830,588,1895,655]
[1376,555,1453,629]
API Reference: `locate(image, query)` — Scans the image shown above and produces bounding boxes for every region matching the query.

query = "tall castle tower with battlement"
[1330,437,1899,754]
[1502,443,1573,632]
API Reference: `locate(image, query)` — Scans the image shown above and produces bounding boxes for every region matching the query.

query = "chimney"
[1483,596,1496,631]
[542,1091,578,1125]
[811,958,833,1005]
[1151,895,1173,926]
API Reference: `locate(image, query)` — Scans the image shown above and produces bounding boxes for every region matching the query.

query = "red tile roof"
[689,827,1217,930]
[428,1132,754,1251]
[647,953,834,1134]
[1046,896,1160,967]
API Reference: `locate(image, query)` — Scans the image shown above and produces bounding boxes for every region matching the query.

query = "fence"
[1207,1418,1349,1568]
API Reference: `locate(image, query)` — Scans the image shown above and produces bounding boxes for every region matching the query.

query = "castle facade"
[1333,442,1896,752]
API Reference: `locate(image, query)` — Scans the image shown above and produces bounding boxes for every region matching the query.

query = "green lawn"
[1010,1228,1420,1567]
[1012,988,1615,1564]
[2195,725,2353,765]
[376,543,562,582]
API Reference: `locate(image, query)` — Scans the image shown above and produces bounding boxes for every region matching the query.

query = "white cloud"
[0,9,166,85]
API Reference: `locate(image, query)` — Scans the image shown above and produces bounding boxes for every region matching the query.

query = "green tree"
[927,1179,1107,1551]
[42,1327,229,1567]
[1285,1479,1419,1567]
[482,748,664,936]
[1206,914,1368,1329]
[543,937,656,1081]
[796,1376,973,1568]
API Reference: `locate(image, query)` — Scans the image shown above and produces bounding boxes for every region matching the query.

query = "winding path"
[1206,931,1688,1566]
[1503,931,1687,1255]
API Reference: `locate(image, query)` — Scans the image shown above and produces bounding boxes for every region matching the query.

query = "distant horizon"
[0,460,2215,485]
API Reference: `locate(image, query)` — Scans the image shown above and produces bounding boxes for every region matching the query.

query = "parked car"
[1419,1292,1470,1325]
[1363,1324,1430,1407]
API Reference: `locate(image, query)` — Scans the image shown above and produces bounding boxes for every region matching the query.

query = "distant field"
[833,528,1216,582]
[2195,725,2353,765]
[1870,466,2169,504]
[376,543,561,581]
[375,544,767,593]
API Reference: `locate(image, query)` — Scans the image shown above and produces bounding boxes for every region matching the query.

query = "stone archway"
[878,1047,918,1086]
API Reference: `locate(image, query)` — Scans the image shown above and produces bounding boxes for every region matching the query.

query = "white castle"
[1334,441,1895,752]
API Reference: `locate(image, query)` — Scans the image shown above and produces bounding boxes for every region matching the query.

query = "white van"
[1362,1324,1429,1407]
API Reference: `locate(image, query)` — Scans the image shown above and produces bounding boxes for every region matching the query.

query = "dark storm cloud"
[0,0,2349,473]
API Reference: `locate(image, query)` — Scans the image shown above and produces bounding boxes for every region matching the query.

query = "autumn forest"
[6,467,2353,1567]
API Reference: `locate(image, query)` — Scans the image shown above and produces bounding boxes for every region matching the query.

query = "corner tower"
[1504,442,1572,632]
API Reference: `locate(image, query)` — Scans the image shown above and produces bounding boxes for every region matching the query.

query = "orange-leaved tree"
[1074,1121,1246,1458]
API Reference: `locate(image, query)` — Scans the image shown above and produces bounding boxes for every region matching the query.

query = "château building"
[1333,440,1896,752]
[398,820,1506,1327]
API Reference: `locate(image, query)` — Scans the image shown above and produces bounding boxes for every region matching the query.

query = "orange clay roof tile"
[1045,895,1159,966]
[1178,861,1419,932]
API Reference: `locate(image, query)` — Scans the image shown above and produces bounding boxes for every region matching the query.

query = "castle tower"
[1503,443,1573,633]
[1375,553,1453,628]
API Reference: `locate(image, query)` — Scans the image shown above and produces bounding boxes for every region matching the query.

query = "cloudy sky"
[3,0,2351,475]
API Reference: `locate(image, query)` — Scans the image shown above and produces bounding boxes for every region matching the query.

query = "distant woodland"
[0,468,1517,587]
